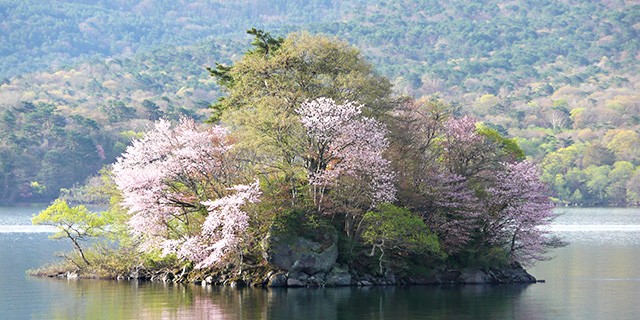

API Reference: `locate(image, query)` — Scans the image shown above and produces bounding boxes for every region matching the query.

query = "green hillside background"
[1,0,639,205]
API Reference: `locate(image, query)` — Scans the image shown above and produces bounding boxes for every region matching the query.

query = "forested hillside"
[0,0,349,79]
[1,0,639,204]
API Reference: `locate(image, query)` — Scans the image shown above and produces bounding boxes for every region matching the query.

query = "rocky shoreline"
[220,263,539,288]
[35,230,540,287]
[42,262,539,288]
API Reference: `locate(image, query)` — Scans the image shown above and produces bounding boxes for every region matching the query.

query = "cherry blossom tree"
[112,117,258,267]
[439,115,492,178]
[418,171,480,256]
[296,97,396,238]
[296,97,396,209]
[164,181,261,269]
[388,101,480,256]
[484,161,556,265]
[388,99,551,265]
[439,116,523,179]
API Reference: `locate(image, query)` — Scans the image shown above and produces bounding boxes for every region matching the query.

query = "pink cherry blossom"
[485,161,556,265]
[112,117,259,266]
[419,171,481,255]
[296,97,396,210]
[166,181,261,269]
[440,115,493,177]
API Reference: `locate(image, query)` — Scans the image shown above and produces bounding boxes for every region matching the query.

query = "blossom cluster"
[297,97,396,206]
[112,118,259,267]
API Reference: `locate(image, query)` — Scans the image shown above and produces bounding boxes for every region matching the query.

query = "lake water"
[1,206,639,319]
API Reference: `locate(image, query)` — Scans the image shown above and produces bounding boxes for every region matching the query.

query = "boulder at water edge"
[262,231,338,275]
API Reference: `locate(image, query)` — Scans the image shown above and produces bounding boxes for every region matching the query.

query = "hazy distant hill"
[0,0,352,79]
[1,0,639,204]
[2,1,638,92]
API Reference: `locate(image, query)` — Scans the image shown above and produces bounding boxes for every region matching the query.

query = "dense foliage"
[0,102,115,202]
[388,98,554,266]
[0,0,345,79]
[2,1,640,205]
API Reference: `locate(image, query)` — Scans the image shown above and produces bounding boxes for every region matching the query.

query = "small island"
[30,30,560,287]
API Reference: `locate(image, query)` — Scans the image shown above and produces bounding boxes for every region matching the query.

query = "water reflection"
[30,279,535,320]
[264,285,533,320]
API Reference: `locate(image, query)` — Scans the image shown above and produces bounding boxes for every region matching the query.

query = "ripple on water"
[0,225,56,233]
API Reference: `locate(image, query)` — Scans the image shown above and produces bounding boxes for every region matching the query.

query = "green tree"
[32,199,109,266]
[476,123,526,162]
[540,144,584,190]
[605,130,640,164]
[626,168,640,204]
[553,173,569,201]
[141,99,163,120]
[209,30,395,207]
[606,161,634,205]
[99,100,137,123]
[582,143,615,167]
[362,204,442,273]
[210,30,393,122]
[570,189,584,204]
[564,168,588,203]
[584,165,612,204]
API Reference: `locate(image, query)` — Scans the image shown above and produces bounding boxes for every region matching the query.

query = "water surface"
[1,206,639,319]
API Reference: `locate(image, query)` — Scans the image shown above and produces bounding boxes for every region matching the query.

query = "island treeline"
[32,31,558,285]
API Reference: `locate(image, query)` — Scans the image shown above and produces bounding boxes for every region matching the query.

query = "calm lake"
[1,206,639,319]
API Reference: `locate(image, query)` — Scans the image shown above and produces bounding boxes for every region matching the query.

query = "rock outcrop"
[262,232,338,275]
[408,262,537,285]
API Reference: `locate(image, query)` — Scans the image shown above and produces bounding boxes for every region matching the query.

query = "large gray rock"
[488,263,537,283]
[263,232,338,275]
[287,278,305,287]
[330,264,348,274]
[460,269,491,284]
[267,273,288,287]
[326,265,352,286]
[288,270,309,282]
[326,272,351,286]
